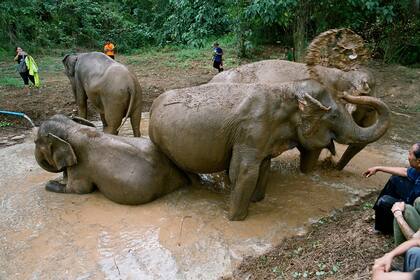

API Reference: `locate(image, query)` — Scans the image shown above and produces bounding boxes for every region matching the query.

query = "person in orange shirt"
[103,40,115,59]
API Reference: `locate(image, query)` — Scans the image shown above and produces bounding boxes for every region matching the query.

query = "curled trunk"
[336,94,390,144]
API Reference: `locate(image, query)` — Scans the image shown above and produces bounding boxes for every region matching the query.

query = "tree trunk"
[293,0,308,62]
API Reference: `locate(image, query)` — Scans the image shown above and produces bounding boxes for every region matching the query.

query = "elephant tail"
[117,77,139,133]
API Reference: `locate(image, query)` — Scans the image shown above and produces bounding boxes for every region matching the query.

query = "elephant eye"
[328,111,339,120]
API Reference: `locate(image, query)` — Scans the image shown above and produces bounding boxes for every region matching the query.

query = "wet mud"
[0,115,406,280]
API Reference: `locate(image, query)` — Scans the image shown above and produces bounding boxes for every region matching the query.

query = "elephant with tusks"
[149,80,390,220]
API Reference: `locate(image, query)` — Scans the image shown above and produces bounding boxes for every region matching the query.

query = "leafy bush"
[0,0,418,65]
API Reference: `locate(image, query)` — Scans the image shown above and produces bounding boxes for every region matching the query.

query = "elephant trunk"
[35,148,62,173]
[335,94,390,144]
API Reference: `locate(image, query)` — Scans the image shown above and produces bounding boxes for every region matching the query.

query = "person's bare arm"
[394,211,416,240]
[372,267,413,280]
[364,166,407,178]
[374,238,420,272]
[392,202,416,240]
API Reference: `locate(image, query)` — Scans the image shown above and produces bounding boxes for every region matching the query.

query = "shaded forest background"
[0,0,419,65]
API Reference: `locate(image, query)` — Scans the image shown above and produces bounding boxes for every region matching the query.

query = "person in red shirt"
[103,40,116,59]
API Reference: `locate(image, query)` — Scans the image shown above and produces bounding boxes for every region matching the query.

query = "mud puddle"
[0,117,405,279]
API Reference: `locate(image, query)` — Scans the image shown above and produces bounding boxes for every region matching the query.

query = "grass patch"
[37,56,64,73]
[0,77,22,87]
[0,121,14,127]
[412,104,420,112]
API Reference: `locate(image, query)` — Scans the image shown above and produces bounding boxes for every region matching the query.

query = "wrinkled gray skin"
[149,81,390,220]
[63,52,142,137]
[210,59,378,171]
[34,115,188,204]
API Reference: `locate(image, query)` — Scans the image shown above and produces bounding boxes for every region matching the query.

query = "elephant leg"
[130,108,141,137]
[298,146,322,173]
[336,143,367,170]
[100,113,108,129]
[66,169,95,194]
[47,169,95,194]
[228,146,261,221]
[77,96,88,119]
[75,83,88,119]
[251,157,271,202]
[103,125,118,135]
[103,106,126,135]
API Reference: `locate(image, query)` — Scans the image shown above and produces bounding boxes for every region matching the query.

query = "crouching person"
[34,114,189,204]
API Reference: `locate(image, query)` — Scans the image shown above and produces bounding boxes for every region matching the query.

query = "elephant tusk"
[303,93,331,111]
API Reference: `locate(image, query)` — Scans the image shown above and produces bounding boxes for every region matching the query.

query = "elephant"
[34,114,189,204]
[209,59,378,171]
[149,80,390,220]
[62,52,143,137]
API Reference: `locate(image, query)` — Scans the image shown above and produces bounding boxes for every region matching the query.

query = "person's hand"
[373,253,394,272]
[363,167,378,178]
[372,264,387,280]
[392,202,405,216]
[413,230,420,239]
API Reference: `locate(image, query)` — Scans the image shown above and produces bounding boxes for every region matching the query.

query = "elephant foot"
[228,208,248,221]
[46,180,67,193]
[250,192,265,203]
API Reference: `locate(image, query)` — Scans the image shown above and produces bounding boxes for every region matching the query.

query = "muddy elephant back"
[149,85,243,173]
[210,59,311,84]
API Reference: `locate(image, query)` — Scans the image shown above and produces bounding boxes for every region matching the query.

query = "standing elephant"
[63,52,142,137]
[149,81,390,220]
[209,59,378,171]
[34,115,189,204]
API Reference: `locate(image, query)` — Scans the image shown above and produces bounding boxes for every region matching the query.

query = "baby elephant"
[34,114,189,204]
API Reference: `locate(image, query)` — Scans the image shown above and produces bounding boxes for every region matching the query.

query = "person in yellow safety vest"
[104,40,116,59]
[14,46,40,96]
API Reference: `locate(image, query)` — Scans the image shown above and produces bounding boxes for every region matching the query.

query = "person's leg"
[19,72,30,95]
[404,247,420,272]
[374,175,416,233]
[394,204,420,245]
[28,74,35,85]
[213,61,221,71]
[414,197,420,213]
[375,195,400,234]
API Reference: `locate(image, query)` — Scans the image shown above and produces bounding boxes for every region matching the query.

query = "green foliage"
[0,0,418,65]
[0,77,22,87]
[0,121,14,127]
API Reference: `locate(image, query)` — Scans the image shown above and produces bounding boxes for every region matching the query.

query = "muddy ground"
[0,47,419,279]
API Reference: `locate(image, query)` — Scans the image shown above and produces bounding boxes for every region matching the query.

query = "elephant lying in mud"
[34,115,188,204]
[63,52,143,137]
[209,59,379,171]
[149,81,390,220]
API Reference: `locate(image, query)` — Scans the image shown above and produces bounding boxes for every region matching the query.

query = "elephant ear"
[47,133,77,170]
[298,93,331,137]
[71,116,96,127]
[62,54,78,77]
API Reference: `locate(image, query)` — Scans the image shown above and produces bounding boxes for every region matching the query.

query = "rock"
[5,141,17,146]
[10,135,26,141]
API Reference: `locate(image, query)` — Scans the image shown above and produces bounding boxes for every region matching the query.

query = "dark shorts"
[19,71,35,85]
[213,61,223,72]
[108,55,115,60]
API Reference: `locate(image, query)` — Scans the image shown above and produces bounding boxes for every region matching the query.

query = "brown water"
[0,115,405,279]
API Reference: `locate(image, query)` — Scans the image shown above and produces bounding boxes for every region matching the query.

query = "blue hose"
[0,110,35,127]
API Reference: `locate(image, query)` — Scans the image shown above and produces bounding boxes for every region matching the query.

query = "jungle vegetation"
[1,0,419,65]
